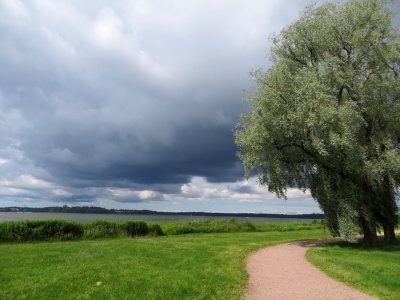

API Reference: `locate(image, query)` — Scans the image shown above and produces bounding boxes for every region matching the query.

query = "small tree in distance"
[235,0,400,247]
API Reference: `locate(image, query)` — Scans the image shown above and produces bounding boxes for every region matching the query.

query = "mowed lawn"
[0,229,328,300]
[307,240,400,300]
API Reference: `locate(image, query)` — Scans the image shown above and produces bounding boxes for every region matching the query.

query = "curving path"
[245,239,374,300]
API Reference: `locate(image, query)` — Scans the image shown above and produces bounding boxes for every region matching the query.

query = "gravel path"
[245,239,374,300]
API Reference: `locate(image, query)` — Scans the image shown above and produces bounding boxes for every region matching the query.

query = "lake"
[0,212,314,223]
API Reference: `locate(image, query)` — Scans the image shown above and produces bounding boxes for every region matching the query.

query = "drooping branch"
[273,141,363,186]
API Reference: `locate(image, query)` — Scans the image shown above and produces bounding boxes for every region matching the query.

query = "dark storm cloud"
[0,0,287,190]
[0,0,362,210]
[25,109,242,185]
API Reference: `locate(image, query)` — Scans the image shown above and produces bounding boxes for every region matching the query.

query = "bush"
[83,221,123,239]
[0,220,84,242]
[148,224,164,236]
[126,221,149,237]
[243,221,256,231]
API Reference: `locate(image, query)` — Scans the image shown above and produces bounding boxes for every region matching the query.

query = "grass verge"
[307,239,400,300]
[0,229,328,300]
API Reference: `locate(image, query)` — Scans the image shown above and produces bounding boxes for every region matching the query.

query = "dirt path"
[245,239,374,300]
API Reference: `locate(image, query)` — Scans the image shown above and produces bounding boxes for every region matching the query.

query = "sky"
[0,0,399,214]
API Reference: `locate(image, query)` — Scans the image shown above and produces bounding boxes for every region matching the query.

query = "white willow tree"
[235,0,400,247]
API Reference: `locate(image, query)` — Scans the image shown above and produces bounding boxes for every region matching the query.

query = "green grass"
[0,229,328,300]
[307,239,400,300]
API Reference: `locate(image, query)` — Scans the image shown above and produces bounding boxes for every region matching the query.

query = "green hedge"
[0,219,168,243]
[0,220,84,242]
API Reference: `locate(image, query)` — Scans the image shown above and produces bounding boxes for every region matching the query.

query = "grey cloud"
[232,185,254,194]
[0,0,367,210]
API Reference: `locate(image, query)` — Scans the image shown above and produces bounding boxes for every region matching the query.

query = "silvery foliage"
[235,0,400,238]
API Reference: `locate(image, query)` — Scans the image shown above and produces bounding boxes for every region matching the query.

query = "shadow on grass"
[315,237,400,252]
[291,237,341,248]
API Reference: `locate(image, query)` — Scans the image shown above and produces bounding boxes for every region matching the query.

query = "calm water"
[0,212,313,223]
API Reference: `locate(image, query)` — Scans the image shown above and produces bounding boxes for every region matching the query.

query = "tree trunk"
[383,222,397,243]
[378,176,398,244]
[362,221,377,248]
[359,185,378,248]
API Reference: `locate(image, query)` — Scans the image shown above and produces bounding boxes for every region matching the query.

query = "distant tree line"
[0,206,324,219]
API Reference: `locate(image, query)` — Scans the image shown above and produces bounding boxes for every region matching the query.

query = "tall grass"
[254,219,324,232]
[0,218,324,243]
[83,220,124,239]
[0,220,84,242]
[126,221,149,236]
[162,219,257,235]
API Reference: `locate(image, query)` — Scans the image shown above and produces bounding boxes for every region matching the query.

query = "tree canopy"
[235,0,400,247]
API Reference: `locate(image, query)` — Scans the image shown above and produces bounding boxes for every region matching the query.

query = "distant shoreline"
[0,206,324,219]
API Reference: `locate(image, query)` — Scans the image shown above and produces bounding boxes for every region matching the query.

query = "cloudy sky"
[0,1,398,213]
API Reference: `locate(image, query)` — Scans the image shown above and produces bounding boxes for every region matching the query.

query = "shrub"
[83,221,123,239]
[0,220,84,242]
[148,224,164,236]
[126,221,149,237]
[243,221,256,231]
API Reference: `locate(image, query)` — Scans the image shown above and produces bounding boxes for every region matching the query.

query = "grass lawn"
[307,240,400,300]
[0,229,328,300]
